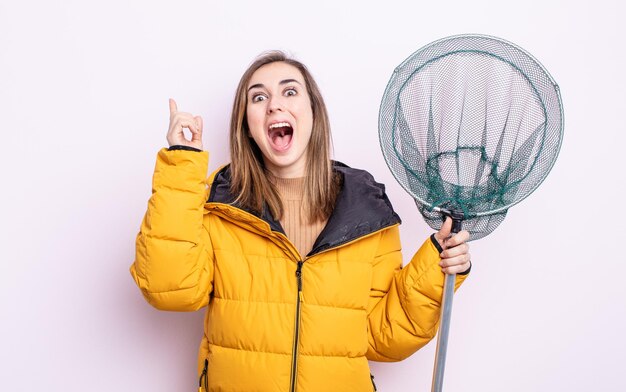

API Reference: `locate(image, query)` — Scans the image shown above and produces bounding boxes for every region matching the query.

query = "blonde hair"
[229,51,339,222]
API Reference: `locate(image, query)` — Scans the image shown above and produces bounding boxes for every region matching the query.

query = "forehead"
[248,61,305,88]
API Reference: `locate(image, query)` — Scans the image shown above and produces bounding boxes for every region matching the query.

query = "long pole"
[431,272,456,391]
[431,215,463,392]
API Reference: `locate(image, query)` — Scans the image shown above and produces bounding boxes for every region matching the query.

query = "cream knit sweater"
[271,176,327,257]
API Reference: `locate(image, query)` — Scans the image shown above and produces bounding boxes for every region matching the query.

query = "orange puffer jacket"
[131,148,468,392]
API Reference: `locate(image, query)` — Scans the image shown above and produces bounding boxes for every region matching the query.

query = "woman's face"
[246,61,313,178]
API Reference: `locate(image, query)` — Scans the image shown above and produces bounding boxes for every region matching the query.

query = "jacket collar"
[207,161,401,257]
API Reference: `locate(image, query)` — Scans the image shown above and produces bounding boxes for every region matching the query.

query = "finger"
[168,119,199,140]
[169,98,178,115]
[181,119,199,134]
[440,243,469,259]
[171,111,197,124]
[439,253,471,268]
[444,230,470,248]
[172,114,198,130]
[195,116,203,133]
[441,261,471,275]
[191,117,203,143]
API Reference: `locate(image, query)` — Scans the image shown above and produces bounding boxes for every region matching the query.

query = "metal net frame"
[379,34,564,240]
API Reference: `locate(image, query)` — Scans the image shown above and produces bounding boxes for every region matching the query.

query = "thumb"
[435,217,452,244]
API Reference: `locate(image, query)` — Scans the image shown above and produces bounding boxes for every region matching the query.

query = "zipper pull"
[295,261,304,301]
[295,261,303,290]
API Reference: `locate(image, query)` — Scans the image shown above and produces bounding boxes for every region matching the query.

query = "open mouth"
[268,122,293,151]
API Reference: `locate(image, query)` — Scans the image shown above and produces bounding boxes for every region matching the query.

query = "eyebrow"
[248,79,303,92]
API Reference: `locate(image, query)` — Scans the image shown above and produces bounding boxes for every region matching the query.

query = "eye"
[251,93,267,103]
[284,87,297,97]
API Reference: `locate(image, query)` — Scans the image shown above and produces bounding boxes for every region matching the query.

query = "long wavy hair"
[229,51,339,222]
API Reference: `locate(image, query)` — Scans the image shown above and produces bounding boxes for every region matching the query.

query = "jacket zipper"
[207,211,397,391]
[289,260,304,392]
[198,359,208,392]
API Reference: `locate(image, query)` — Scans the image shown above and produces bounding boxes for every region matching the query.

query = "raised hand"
[434,217,471,274]
[166,98,204,150]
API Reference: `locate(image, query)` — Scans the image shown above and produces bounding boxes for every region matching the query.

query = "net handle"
[431,213,463,392]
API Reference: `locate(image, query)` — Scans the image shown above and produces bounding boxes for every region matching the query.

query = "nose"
[267,96,284,114]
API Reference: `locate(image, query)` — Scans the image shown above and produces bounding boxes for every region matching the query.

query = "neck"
[263,159,307,179]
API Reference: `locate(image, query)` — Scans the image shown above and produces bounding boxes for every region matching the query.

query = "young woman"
[131,51,471,392]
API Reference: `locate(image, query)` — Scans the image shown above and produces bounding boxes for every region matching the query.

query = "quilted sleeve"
[130,148,214,311]
[365,226,468,361]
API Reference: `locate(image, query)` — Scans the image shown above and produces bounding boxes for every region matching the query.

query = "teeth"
[269,122,291,129]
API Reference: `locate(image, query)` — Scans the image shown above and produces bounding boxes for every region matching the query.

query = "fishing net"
[378,34,564,391]
[379,34,564,240]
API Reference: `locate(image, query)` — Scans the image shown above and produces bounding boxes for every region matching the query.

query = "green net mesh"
[379,34,564,240]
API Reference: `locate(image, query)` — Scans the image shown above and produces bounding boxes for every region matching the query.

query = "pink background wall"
[1,0,625,390]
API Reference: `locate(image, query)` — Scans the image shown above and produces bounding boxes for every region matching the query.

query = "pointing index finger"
[169,98,178,115]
